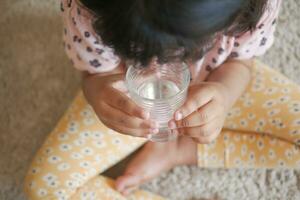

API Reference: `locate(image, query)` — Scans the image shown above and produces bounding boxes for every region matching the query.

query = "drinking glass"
[125,60,190,142]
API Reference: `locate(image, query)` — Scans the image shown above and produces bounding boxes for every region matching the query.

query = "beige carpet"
[0,0,299,199]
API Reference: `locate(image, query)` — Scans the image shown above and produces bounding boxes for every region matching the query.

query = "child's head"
[81,0,267,65]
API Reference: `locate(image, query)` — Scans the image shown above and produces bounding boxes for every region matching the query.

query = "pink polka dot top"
[60,0,281,81]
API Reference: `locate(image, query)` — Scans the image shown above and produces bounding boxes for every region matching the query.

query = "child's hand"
[82,72,158,138]
[168,82,229,144]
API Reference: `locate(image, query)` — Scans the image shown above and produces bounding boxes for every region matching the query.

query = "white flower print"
[268,149,276,160]
[54,189,66,198]
[47,179,60,188]
[254,126,262,132]
[288,101,300,109]
[289,107,300,114]
[264,87,278,95]
[247,113,256,120]
[239,119,248,127]
[289,129,300,136]
[37,188,48,197]
[58,132,69,141]
[92,131,104,139]
[70,172,85,182]
[80,191,97,200]
[94,154,102,163]
[93,140,106,149]
[292,119,300,126]
[209,154,217,162]
[68,120,79,129]
[28,181,35,189]
[81,147,94,156]
[241,144,247,156]
[251,83,264,92]
[268,118,284,128]
[249,151,255,161]
[57,162,71,171]
[275,121,286,129]
[278,96,290,104]
[59,144,72,152]
[240,92,250,100]
[43,173,57,182]
[79,131,91,139]
[249,135,256,143]
[271,76,288,85]
[71,152,83,160]
[65,180,79,189]
[79,161,91,169]
[226,110,234,119]
[259,156,266,164]
[234,157,242,166]
[31,167,40,174]
[285,149,293,160]
[256,139,264,150]
[262,99,277,109]
[44,147,53,155]
[277,160,286,167]
[80,107,93,118]
[83,117,95,126]
[67,125,78,134]
[243,99,254,107]
[226,121,238,129]
[207,140,216,149]
[256,119,266,128]
[73,138,86,146]
[112,137,122,145]
[47,155,62,164]
[232,107,241,117]
[228,143,235,153]
[281,87,291,94]
[267,108,281,116]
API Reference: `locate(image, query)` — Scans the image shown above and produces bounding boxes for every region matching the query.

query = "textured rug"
[0,0,299,200]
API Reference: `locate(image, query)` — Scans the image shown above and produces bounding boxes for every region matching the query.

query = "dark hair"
[80,0,268,66]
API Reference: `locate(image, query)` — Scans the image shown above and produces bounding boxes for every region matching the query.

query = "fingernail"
[150,128,159,134]
[142,111,150,119]
[175,111,183,121]
[168,120,176,129]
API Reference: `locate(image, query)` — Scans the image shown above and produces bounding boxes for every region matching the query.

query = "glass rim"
[125,62,191,102]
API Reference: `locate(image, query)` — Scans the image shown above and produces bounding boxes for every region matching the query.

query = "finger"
[176,117,223,138]
[174,84,215,121]
[170,100,223,128]
[100,117,157,137]
[106,87,149,120]
[100,102,156,129]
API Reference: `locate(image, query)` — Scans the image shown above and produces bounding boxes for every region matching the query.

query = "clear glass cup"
[125,60,190,142]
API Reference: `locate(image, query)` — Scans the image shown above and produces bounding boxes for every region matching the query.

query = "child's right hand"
[82,71,158,138]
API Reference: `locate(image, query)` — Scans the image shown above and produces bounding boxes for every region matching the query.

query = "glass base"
[147,127,178,142]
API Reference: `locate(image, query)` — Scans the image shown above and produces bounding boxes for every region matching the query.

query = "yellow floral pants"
[24,61,300,199]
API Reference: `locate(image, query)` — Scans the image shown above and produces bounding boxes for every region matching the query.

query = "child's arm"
[168,59,252,144]
[205,59,252,110]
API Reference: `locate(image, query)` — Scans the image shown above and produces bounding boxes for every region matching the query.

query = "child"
[25,0,300,199]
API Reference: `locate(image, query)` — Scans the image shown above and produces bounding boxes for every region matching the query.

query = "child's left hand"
[168,82,230,144]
